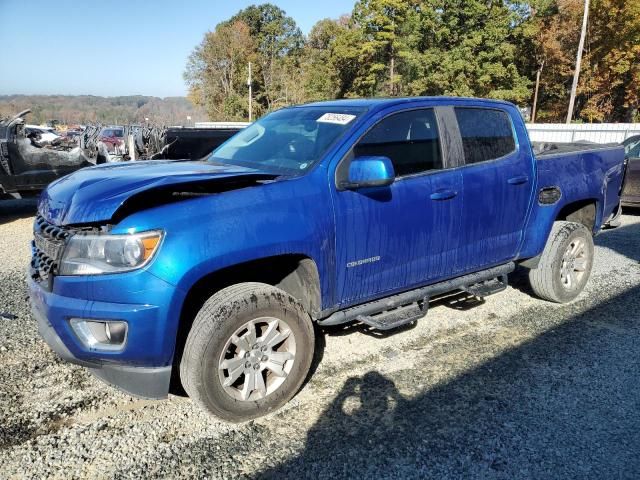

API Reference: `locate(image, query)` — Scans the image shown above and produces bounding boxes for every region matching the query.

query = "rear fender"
[518,196,601,261]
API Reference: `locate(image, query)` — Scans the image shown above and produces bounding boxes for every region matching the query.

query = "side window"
[353,109,442,177]
[455,108,516,164]
[625,138,640,158]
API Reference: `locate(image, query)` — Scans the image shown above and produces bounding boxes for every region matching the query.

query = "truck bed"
[536,143,624,218]
[517,143,626,260]
[164,127,241,160]
[532,141,620,157]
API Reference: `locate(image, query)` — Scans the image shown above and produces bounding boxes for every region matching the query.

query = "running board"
[461,275,508,297]
[318,263,514,329]
[356,299,429,331]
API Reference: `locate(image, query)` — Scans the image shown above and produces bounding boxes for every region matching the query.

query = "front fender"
[113,171,335,311]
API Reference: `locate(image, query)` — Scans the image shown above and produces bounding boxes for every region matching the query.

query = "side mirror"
[340,155,395,190]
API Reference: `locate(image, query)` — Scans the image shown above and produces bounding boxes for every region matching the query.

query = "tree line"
[184,0,639,123]
[0,95,206,126]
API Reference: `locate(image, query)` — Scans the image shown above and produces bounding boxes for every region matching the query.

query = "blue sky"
[0,0,353,97]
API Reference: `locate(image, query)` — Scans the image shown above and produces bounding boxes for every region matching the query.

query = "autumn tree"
[520,0,583,121]
[184,1,638,123]
[184,21,255,120]
[579,0,640,122]
[517,0,639,122]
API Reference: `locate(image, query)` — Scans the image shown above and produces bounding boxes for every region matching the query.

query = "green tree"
[227,4,304,111]
[403,0,531,103]
[302,17,353,100]
[351,0,416,96]
[182,0,638,123]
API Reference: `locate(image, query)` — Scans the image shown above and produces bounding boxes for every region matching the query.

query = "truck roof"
[303,96,516,111]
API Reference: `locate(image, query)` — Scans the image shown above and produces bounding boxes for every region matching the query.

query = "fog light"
[69,319,128,351]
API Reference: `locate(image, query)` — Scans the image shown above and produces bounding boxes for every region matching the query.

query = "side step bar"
[461,275,508,297]
[318,262,515,330]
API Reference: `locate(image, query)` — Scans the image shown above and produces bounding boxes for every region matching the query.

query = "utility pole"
[532,61,544,123]
[566,0,590,124]
[248,62,253,122]
[390,55,395,96]
[389,21,396,96]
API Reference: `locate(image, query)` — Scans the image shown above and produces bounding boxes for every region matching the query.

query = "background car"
[99,126,125,153]
[63,128,84,139]
[622,135,640,206]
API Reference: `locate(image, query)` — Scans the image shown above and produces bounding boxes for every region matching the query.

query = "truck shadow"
[256,281,640,479]
[255,220,640,477]
[112,224,640,478]
[0,198,37,225]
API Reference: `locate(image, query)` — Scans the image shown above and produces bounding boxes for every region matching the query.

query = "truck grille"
[31,215,72,280]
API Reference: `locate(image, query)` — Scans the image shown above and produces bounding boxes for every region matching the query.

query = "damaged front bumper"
[27,271,176,400]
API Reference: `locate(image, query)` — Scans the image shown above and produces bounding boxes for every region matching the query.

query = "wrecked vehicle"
[28,97,626,422]
[25,125,61,143]
[0,110,98,196]
[164,127,246,160]
[0,110,243,197]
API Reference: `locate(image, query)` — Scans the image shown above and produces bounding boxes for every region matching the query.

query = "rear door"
[452,106,535,272]
[332,107,463,306]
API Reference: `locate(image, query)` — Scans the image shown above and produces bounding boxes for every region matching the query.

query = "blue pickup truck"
[28,97,625,422]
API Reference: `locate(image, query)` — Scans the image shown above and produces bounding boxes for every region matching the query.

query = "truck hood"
[38,160,277,225]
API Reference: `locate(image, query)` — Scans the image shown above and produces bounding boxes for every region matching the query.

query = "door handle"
[508,175,529,185]
[430,189,457,201]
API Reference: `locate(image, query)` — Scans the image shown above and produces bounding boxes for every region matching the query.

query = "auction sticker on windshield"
[317,113,356,125]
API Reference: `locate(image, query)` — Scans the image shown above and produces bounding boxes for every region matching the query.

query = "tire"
[528,221,594,303]
[180,282,315,422]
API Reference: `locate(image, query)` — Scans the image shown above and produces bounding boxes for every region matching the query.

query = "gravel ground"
[1,199,639,479]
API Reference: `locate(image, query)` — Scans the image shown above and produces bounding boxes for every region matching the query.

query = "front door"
[332,107,463,306]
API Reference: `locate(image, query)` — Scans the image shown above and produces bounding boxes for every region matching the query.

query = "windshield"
[101,128,123,138]
[209,106,366,174]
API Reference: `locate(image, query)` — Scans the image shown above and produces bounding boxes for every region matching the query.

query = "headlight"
[59,230,163,275]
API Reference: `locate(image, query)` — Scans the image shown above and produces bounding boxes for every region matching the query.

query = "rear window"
[455,108,516,164]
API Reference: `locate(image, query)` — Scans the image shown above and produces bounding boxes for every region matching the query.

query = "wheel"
[528,221,594,303]
[180,282,315,422]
